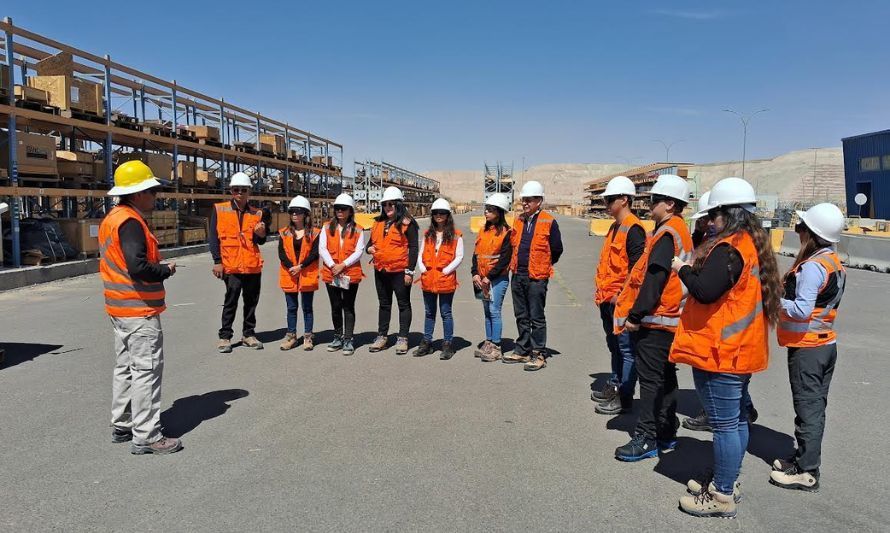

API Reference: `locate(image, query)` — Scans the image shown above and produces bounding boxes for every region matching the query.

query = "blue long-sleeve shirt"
[781,251,829,321]
[515,211,563,273]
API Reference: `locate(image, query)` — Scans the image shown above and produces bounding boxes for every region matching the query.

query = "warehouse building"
[842,129,890,219]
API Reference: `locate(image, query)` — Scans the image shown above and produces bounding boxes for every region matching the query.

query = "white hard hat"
[229,172,252,188]
[288,195,311,211]
[485,193,512,212]
[520,180,545,198]
[382,186,404,202]
[702,177,757,215]
[649,174,690,202]
[691,191,713,220]
[431,198,451,212]
[600,176,635,197]
[333,193,355,209]
[797,203,845,243]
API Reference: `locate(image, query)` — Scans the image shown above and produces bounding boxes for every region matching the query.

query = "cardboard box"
[0,131,58,175]
[57,150,95,163]
[14,85,49,103]
[27,75,104,116]
[311,155,333,167]
[176,161,197,186]
[260,134,286,155]
[182,125,220,141]
[57,218,103,256]
[149,211,178,230]
[196,169,217,188]
[179,215,210,236]
[153,228,179,247]
[118,152,173,181]
[34,51,76,77]
[178,227,206,245]
[58,161,95,177]
[93,160,108,182]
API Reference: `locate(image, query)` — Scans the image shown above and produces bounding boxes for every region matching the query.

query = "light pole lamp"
[653,139,684,163]
[723,108,769,182]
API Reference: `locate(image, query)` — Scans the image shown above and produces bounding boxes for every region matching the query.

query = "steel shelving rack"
[352,160,439,215]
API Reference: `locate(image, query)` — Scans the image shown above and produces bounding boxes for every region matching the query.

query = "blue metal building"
[842,129,890,219]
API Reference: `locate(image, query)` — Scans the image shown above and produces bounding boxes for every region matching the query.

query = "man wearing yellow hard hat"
[99,160,182,455]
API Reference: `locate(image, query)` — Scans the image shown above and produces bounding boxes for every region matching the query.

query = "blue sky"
[7,1,889,173]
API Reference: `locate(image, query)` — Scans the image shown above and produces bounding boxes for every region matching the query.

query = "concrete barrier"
[839,234,890,273]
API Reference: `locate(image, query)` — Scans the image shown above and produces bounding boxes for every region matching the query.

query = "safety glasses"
[288,208,308,216]
[382,201,396,208]
[484,206,498,213]
[334,205,351,212]
[432,210,449,216]
[231,187,249,193]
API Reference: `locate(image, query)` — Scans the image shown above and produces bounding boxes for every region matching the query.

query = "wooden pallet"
[112,114,141,131]
[15,99,60,115]
[22,250,56,266]
[143,125,175,137]
[61,108,106,124]
[234,144,258,155]
[197,138,224,148]
[177,131,198,142]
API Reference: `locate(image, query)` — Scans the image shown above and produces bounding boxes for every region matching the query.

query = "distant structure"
[584,163,693,218]
[842,130,890,219]
[483,162,514,205]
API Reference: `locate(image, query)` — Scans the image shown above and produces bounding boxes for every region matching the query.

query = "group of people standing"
[592,173,846,518]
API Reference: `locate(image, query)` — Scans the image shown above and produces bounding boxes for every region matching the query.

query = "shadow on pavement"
[255,328,287,344]
[161,389,250,438]
[746,423,795,467]
[443,336,472,352]
[676,388,703,418]
[653,436,714,485]
[589,372,612,392]
[0,343,65,370]
[605,412,638,437]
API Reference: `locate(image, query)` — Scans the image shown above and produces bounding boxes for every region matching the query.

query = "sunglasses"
[432,210,449,216]
[382,201,396,208]
[650,195,670,205]
[288,208,308,215]
[707,208,722,221]
[521,197,541,203]
[231,187,249,193]
[795,221,807,233]
[484,206,498,212]
[334,205,351,211]
[604,195,622,204]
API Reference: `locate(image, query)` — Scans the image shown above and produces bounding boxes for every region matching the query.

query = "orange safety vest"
[214,201,264,274]
[475,225,511,279]
[99,205,166,317]
[509,210,555,280]
[594,213,644,305]
[420,230,462,294]
[613,215,692,333]
[670,231,769,374]
[278,226,320,293]
[777,250,845,348]
[320,222,365,284]
[370,219,410,272]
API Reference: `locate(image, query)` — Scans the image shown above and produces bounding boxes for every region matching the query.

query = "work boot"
[279,332,298,351]
[687,478,742,503]
[368,335,388,352]
[682,410,712,432]
[440,341,455,360]
[327,335,344,352]
[481,344,502,362]
[474,340,492,358]
[502,351,531,364]
[769,463,820,492]
[772,458,794,472]
[342,338,355,356]
[218,338,232,354]
[111,426,132,444]
[595,395,632,415]
[524,352,547,371]
[591,383,618,403]
[413,339,434,357]
[130,437,183,455]
[615,433,658,462]
[395,337,409,355]
[303,333,314,351]
[679,483,737,518]
[241,336,264,350]
[657,438,678,453]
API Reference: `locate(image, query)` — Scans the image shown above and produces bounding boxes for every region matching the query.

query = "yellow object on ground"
[771,228,784,253]
[589,219,612,236]
[354,213,376,230]
[470,214,515,233]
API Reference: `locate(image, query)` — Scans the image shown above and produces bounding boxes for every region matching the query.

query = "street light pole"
[723,108,769,184]
[653,139,684,163]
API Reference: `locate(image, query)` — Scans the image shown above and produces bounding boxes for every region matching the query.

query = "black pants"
[788,344,837,472]
[219,273,262,340]
[374,270,412,337]
[632,327,679,441]
[511,273,548,354]
[326,283,359,339]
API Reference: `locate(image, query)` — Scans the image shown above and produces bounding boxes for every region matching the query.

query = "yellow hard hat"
[108,160,163,196]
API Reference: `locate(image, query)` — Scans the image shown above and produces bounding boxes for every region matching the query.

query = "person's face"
[289,208,307,225]
[605,195,626,218]
[334,205,350,221]
[708,208,726,233]
[432,210,449,226]
[521,196,542,215]
[795,221,810,246]
[649,195,674,222]
[382,201,396,218]
[231,186,250,204]
[133,188,158,213]
[484,205,499,222]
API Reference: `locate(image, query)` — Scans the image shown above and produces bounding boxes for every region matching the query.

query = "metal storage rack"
[0,17,344,267]
[352,160,439,216]
[483,161,513,205]
[584,163,693,218]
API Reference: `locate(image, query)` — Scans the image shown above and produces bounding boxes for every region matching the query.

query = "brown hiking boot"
[481,344,502,362]
[524,352,547,371]
[218,338,232,354]
[131,436,183,455]
[474,340,492,358]
[303,333,314,351]
[279,333,298,351]
[241,336,264,350]
[679,483,737,518]
[769,463,819,492]
[395,336,409,355]
[368,335,388,352]
[502,351,530,364]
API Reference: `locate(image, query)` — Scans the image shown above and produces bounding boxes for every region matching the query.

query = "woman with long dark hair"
[278,196,320,351]
[770,203,846,492]
[669,177,782,518]
[413,198,464,360]
[474,193,514,362]
[319,193,365,355]
[366,186,419,355]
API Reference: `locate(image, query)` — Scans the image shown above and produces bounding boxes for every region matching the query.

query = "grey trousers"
[110,315,164,445]
[788,343,837,472]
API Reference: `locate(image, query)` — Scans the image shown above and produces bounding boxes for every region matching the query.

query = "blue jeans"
[481,276,509,343]
[598,302,637,399]
[693,369,751,495]
[423,291,454,342]
[285,292,314,335]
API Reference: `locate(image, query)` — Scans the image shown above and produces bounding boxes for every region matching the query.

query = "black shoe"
[747,406,759,425]
[595,396,632,415]
[111,426,132,443]
[682,410,713,432]
[412,339,434,357]
[439,341,455,360]
[327,335,344,352]
[591,383,618,403]
[615,434,659,462]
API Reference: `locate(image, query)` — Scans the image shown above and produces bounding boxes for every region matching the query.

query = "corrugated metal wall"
[842,130,890,219]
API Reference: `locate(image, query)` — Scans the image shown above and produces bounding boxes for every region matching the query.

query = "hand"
[671,256,690,273]
[609,295,618,304]
[367,245,377,255]
[332,263,345,276]
[625,321,640,332]
[164,261,177,276]
[472,275,482,289]
[482,277,491,289]
[289,266,300,276]
[253,222,266,238]
[404,274,413,286]
[212,264,224,279]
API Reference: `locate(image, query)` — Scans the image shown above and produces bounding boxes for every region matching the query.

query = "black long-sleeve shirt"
[119,219,172,282]
[627,232,674,324]
[208,200,270,264]
[365,218,419,271]
[278,231,320,269]
[515,211,564,273]
[678,243,743,304]
[625,225,646,270]
[471,228,513,278]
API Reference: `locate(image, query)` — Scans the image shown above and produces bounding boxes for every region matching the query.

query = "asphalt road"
[1,212,887,531]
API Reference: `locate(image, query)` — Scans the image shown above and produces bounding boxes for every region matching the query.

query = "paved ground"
[1,212,887,532]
